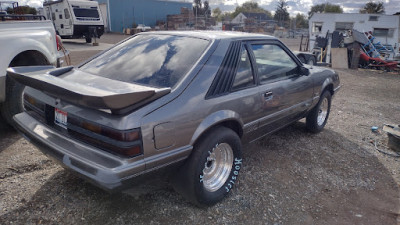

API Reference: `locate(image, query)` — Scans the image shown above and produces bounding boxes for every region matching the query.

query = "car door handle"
[264,91,273,100]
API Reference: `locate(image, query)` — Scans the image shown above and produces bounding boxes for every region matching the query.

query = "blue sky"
[9,0,400,16]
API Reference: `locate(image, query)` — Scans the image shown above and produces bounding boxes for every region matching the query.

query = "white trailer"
[309,13,400,57]
[42,0,104,43]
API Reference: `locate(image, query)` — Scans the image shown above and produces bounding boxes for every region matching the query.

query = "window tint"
[335,22,353,32]
[80,35,210,88]
[232,46,254,91]
[369,16,378,21]
[373,28,394,37]
[251,44,297,83]
[73,8,99,18]
[64,9,70,19]
[312,22,323,33]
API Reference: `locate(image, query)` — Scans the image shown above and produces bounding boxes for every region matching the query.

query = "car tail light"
[24,93,142,157]
[80,121,140,142]
[24,93,45,114]
[68,117,143,157]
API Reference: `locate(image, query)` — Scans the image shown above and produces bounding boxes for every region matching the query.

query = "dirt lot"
[0,34,399,225]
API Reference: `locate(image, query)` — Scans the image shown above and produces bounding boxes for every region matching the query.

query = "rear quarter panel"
[139,39,259,170]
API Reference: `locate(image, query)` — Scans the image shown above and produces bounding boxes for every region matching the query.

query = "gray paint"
[13,31,340,192]
[8,67,171,110]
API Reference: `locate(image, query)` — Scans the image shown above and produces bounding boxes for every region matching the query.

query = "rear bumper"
[13,112,185,192]
[74,25,104,38]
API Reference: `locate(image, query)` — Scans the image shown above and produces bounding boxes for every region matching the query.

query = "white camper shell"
[43,0,104,43]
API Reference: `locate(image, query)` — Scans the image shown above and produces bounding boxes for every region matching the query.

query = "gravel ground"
[0,34,399,225]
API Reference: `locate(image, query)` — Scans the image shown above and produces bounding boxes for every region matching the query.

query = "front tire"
[306,91,331,133]
[172,126,243,206]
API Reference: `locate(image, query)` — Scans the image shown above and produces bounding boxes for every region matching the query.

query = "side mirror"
[299,66,310,76]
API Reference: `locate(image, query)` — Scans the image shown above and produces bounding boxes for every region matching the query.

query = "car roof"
[140,31,277,41]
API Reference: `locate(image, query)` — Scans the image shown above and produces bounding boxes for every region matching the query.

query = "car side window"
[251,44,298,83]
[232,46,254,91]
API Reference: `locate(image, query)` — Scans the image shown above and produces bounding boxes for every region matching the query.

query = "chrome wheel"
[317,97,328,126]
[202,143,234,192]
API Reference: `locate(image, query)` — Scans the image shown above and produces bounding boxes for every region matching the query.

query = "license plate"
[55,108,68,129]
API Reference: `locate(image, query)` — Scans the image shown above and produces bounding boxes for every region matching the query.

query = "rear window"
[73,8,99,18]
[80,35,210,88]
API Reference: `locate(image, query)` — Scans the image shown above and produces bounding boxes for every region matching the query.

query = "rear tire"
[172,126,243,206]
[0,77,24,127]
[306,91,331,133]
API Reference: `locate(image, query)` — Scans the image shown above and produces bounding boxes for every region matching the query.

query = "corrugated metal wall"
[97,0,191,32]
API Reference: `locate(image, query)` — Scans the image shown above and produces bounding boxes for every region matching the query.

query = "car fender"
[0,32,55,78]
[190,110,244,146]
[320,77,334,95]
[0,30,56,102]
[0,43,53,102]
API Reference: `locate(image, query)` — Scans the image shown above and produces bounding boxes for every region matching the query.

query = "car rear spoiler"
[7,66,171,114]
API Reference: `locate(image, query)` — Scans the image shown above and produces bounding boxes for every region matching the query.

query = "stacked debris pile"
[348,29,400,72]
[309,29,400,73]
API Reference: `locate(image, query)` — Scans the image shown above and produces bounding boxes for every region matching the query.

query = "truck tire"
[307,57,316,65]
[306,91,331,133]
[298,55,306,64]
[172,126,243,206]
[0,77,24,126]
[86,36,92,43]
[2,50,49,127]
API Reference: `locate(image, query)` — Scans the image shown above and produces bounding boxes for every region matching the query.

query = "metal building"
[97,0,191,32]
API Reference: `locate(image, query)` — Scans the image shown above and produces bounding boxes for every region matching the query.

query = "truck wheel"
[172,126,243,206]
[85,37,92,43]
[0,77,24,126]
[306,91,331,133]
[298,55,306,64]
[307,57,316,65]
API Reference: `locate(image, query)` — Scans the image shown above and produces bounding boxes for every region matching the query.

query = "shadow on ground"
[0,122,399,224]
[0,116,19,153]
[62,40,93,45]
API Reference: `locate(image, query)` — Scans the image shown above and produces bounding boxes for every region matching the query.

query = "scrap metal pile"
[349,29,400,72]
[310,29,400,72]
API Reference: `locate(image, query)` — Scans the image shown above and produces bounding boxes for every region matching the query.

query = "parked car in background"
[0,19,66,126]
[136,24,151,32]
[10,31,340,206]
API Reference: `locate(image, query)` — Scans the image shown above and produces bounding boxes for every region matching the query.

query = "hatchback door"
[248,40,314,136]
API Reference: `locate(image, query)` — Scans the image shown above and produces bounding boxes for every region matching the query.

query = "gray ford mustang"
[9,31,340,206]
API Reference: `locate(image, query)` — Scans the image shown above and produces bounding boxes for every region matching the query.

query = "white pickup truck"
[0,19,66,126]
